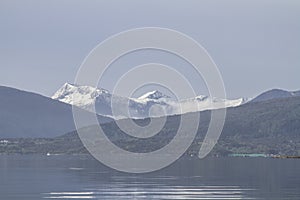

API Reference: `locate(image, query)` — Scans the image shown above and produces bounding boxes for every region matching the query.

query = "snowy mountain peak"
[52,83,109,107]
[55,83,109,96]
[52,83,247,119]
[138,90,170,100]
[195,95,208,101]
[62,82,75,88]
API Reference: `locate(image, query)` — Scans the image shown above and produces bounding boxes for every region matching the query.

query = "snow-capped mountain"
[52,83,247,119]
[52,83,112,113]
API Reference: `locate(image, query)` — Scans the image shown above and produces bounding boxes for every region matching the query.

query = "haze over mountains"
[0,84,299,139]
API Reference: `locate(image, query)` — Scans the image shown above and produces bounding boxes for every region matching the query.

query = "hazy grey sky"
[0,0,299,98]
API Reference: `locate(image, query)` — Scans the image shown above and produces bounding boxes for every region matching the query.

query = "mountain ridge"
[52,83,247,119]
[0,86,112,138]
[251,88,300,103]
[1,84,300,139]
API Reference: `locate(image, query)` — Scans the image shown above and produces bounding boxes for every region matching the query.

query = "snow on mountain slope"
[138,90,171,100]
[52,83,247,119]
[52,83,110,109]
[178,96,247,114]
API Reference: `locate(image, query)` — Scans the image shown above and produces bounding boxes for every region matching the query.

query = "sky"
[0,0,300,99]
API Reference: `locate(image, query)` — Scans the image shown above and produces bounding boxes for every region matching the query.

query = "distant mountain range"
[2,94,299,156]
[52,83,247,119]
[0,84,299,139]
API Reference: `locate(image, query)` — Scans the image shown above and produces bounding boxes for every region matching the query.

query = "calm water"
[0,155,299,200]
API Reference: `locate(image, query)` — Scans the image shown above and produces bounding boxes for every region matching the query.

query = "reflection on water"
[44,174,256,199]
[0,155,300,200]
[44,185,255,199]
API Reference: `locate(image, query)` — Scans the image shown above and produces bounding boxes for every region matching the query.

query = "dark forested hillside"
[1,96,300,156]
